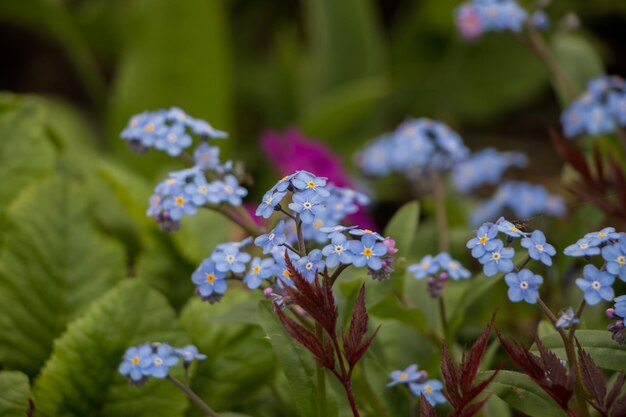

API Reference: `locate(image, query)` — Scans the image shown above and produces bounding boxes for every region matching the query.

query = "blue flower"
[349,228,384,241]
[584,227,620,246]
[555,307,580,329]
[175,345,207,363]
[531,10,549,29]
[271,174,297,192]
[288,190,325,224]
[244,257,275,289]
[602,237,626,281]
[254,220,287,254]
[211,244,251,274]
[163,186,198,221]
[467,223,500,258]
[408,255,440,279]
[357,134,393,177]
[119,344,153,382]
[192,259,228,297]
[479,240,515,277]
[452,148,527,194]
[409,379,446,405]
[348,234,388,270]
[194,142,220,170]
[437,252,471,280]
[216,175,247,206]
[291,171,330,197]
[145,344,179,378]
[320,224,357,237]
[387,364,424,387]
[576,264,615,305]
[187,118,228,138]
[256,189,287,219]
[564,238,601,257]
[322,233,354,268]
[184,175,217,206]
[296,249,326,282]
[271,252,300,288]
[154,122,193,156]
[614,295,626,318]
[505,269,543,304]
[496,218,527,238]
[521,230,556,266]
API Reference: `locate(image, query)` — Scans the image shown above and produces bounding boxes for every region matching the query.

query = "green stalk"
[430,170,450,338]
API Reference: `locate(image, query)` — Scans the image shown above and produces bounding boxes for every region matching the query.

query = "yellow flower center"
[362,248,374,257]
[421,261,430,269]
[282,269,291,278]
[313,219,324,229]
[132,356,140,365]
[618,256,625,265]
[364,229,373,234]
[399,373,408,380]
[307,181,316,189]
[424,385,433,394]
[175,196,185,206]
[224,185,234,194]
[144,123,155,133]
[199,186,208,194]
[479,236,488,245]
[509,226,520,233]
[252,266,261,274]
[167,178,176,185]
[264,196,273,204]
[598,232,607,237]
[281,175,289,181]
[206,273,216,283]
[449,262,458,270]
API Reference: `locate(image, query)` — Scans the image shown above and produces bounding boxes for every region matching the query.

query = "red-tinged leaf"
[345,325,380,370]
[275,302,335,370]
[457,397,489,417]
[497,331,544,381]
[460,314,495,392]
[608,155,626,213]
[611,393,626,417]
[441,343,462,407]
[607,372,626,411]
[549,128,593,183]
[461,363,503,406]
[576,342,607,409]
[343,285,369,365]
[419,395,437,417]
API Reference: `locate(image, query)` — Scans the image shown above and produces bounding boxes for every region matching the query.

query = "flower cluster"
[409,252,471,281]
[455,0,549,40]
[561,75,626,138]
[124,108,247,231]
[119,343,206,384]
[452,148,527,194]
[470,181,566,225]
[190,171,393,303]
[356,118,469,178]
[121,107,227,156]
[387,364,445,406]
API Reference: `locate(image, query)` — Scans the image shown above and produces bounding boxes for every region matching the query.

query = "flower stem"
[295,214,307,256]
[431,170,449,337]
[167,375,221,417]
[206,205,261,237]
[343,380,362,417]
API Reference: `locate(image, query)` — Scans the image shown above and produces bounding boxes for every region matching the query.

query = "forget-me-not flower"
[175,345,207,364]
[602,237,626,281]
[387,364,424,387]
[505,269,543,304]
[576,264,615,305]
[244,257,275,289]
[408,255,440,279]
[322,233,354,268]
[296,249,325,282]
[564,238,601,257]
[521,230,556,266]
[288,190,325,224]
[437,252,471,280]
[211,244,251,274]
[192,259,228,297]
[348,234,388,270]
[409,379,446,405]
[479,240,515,277]
[119,344,153,382]
[255,220,287,254]
[555,307,580,329]
[145,344,179,378]
[467,223,499,258]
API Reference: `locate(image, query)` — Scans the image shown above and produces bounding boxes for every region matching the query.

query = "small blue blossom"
[215,175,247,206]
[163,187,198,221]
[521,230,556,266]
[154,123,193,156]
[602,237,626,281]
[356,134,393,177]
[614,295,626,318]
[211,243,251,274]
[348,234,388,270]
[408,255,440,279]
[244,257,275,289]
[584,227,620,246]
[320,224,357,237]
[271,174,297,192]
[291,171,330,197]
[145,344,179,378]
[288,190,325,224]
[409,379,446,406]
[192,259,228,298]
[322,233,354,268]
[349,228,384,241]
[271,252,300,288]
[256,190,287,219]
[184,175,217,206]
[194,142,220,170]
[452,148,527,193]
[564,238,601,257]
[255,220,287,254]
[437,252,471,280]
[576,264,615,305]
[555,307,580,329]
[505,269,543,304]
[175,345,207,363]
[496,218,527,238]
[187,118,228,138]
[466,223,499,258]
[296,249,326,282]
[119,344,153,382]
[387,364,424,387]
[479,240,515,277]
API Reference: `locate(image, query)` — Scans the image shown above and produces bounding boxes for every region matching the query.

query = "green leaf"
[0,176,125,376]
[369,292,429,333]
[179,293,277,416]
[257,300,319,417]
[0,96,55,219]
[0,371,32,417]
[536,330,626,371]
[447,273,505,335]
[34,280,189,417]
[483,370,568,417]
[384,200,420,256]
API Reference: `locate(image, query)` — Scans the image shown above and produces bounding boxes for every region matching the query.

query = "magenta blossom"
[261,127,376,229]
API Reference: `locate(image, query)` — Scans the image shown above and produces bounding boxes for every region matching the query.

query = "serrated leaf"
[536,330,626,372]
[179,294,277,416]
[0,371,32,417]
[34,280,189,417]
[384,200,420,256]
[0,96,55,219]
[482,370,568,417]
[0,176,125,376]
